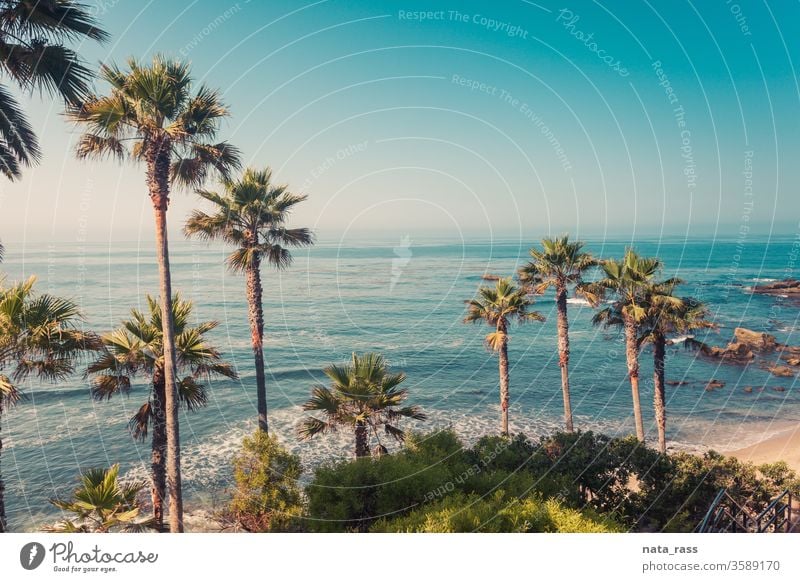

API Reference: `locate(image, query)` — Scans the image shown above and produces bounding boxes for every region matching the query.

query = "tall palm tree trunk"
[147,143,183,533]
[0,403,6,533]
[653,333,667,454]
[555,283,574,432]
[245,252,268,433]
[354,420,369,458]
[150,370,167,531]
[498,321,510,436]
[623,316,645,442]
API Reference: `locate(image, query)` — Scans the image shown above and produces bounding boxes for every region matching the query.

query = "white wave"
[566,297,592,306]
[667,335,694,345]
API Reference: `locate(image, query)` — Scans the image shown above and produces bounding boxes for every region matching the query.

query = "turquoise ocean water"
[2,236,800,530]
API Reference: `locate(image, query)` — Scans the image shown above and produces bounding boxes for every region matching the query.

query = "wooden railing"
[696,488,793,533]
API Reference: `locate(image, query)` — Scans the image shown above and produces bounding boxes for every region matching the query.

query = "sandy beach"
[726,427,800,473]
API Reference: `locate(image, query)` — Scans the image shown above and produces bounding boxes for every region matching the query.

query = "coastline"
[724,426,800,473]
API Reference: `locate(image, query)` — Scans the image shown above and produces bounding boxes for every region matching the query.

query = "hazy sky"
[1,0,799,245]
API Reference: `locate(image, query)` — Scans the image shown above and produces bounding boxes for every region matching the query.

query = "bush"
[306,430,579,532]
[631,451,800,532]
[370,491,623,533]
[304,428,800,533]
[228,431,303,532]
[305,432,464,532]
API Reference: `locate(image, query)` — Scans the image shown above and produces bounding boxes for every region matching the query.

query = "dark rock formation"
[751,279,800,297]
[699,327,779,364]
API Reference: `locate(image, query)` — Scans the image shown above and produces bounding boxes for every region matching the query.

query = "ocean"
[2,235,800,530]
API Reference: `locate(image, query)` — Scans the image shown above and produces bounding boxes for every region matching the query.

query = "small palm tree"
[0,0,107,180]
[87,294,237,531]
[298,352,426,458]
[69,56,241,532]
[638,281,712,453]
[583,249,661,443]
[519,235,597,432]
[45,465,156,533]
[464,277,544,436]
[185,167,313,433]
[0,276,99,532]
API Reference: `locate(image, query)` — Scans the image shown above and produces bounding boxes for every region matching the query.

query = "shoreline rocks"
[751,279,800,297]
[699,327,781,364]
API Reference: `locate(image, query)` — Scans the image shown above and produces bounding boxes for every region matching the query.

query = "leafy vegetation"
[185,167,313,433]
[299,429,800,533]
[87,294,237,530]
[226,431,303,532]
[0,276,100,532]
[45,465,155,533]
[464,278,544,435]
[69,55,242,532]
[519,235,598,432]
[298,352,426,457]
[371,492,622,533]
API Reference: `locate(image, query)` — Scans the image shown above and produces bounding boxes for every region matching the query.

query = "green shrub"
[304,428,800,533]
[370,491,623,533]
[306,429,585,531]
[631,451,800,532]
[228,431,303,532]
[305,433,463,532]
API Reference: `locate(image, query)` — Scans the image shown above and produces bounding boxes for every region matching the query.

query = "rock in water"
[699,327,778,364]
[751,279,800,297]
[765,365,795,378]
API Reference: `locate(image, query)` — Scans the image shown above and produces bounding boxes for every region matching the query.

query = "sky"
[1,0,799,245]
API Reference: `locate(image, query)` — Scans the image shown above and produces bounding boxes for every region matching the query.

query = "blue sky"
[1,0,799,244]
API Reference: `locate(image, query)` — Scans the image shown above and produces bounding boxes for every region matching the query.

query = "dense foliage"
[298,429,800,533]
[227,431,303,532]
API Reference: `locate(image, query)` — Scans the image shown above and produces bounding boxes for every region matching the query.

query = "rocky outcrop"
[751,279,800,297]
[699,327,780,364]
[705,379,725,391]
[700,328,800,384]
[765,365,795,378]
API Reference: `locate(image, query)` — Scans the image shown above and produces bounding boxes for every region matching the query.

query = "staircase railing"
[697,488,792,533]
[755,490,792,533]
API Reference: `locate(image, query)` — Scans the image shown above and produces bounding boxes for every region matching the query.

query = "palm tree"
[298,352,426,458]
[583,249,661,443]
[519,235,597,432]
[638,281,712,453]
[0,276,99,532]
[68,56,241,532]
[464,277,544,436]
[87,294,236,531]
[0,0,107,180]
[184,167,313,433]
[45,464,156,533]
